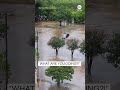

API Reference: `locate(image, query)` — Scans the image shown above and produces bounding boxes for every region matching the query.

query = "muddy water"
[35,24,85,90]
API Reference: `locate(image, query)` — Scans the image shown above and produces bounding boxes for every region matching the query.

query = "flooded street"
[35,22,85,90]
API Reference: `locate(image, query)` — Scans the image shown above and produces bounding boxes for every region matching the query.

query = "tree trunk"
[60,21,62,27]
[57,81,60,87]
[56,49,58,56]
[71,50,74,58]
[87,56,93,76]
[88,63,92,76]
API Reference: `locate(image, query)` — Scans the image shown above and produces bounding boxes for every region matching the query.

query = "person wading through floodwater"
[62,34,70,39]
[66,34,69,38]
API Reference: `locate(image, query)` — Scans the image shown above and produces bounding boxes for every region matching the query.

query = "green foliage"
[52,7,72,21]
[37,0,83,8]
[35,0,85,23]
[106,33,120,68]
[48,37,65,49]
[79,31,106,75]
[72,11,85,24]
[45,66,74,86]
[35,48,39,61]
[84,31,105,57]
[66,39,79,57]
[48,37,65,55]
[0,52,11,78]
[0,22,7,40]
[0,52,6,71]
[79,40,85,54]
[67,39,79,51]
[35,1,42,16]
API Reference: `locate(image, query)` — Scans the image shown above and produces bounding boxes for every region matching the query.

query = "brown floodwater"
[35,23,85,90]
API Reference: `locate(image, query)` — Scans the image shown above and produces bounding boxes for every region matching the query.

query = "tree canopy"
[48,37,65,56]
[0,22,7,40]
[35,0,85,23]
[80,31,106,75]
[106,33,120,68]
[45,66,74,86]
[66,39,79,58]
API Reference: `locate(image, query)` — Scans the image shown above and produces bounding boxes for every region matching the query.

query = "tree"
[79,31,105,75]
[45,66,74,86]
[66,39,79,58]
[79,40,85,54]
[0,52,6,71]
[106,33,120,68]
[72,11,85,24]
[36,0,85,23]
[0,22,7,40]
[52,7,72,26]
[0,52,11,78]
[48,37,65,56]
